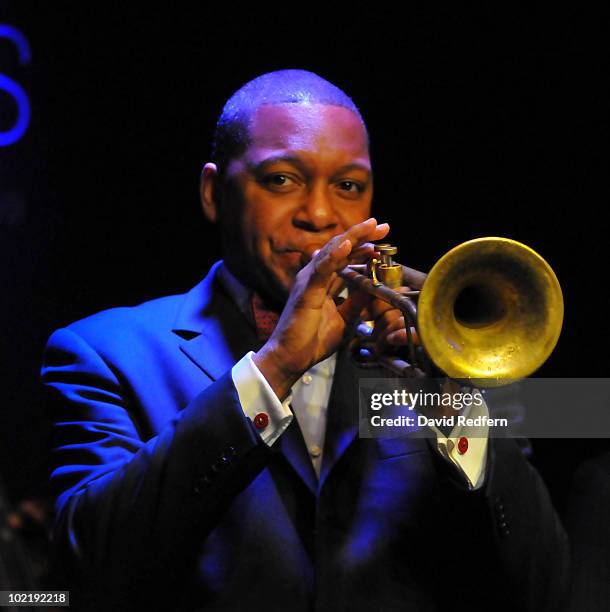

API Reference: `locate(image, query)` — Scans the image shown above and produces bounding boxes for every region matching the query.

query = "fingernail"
[377,223,389,231]
[340,239,351,249]
[312,249,321,257]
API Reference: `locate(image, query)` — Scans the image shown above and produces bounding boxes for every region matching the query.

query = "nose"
[292,183,338,233]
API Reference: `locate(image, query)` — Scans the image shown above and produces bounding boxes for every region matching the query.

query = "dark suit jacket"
[565,452,610,612]
[41,260,569,611]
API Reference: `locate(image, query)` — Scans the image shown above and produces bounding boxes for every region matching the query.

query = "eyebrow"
[248,155,309,174]
[332,163,372,176]
[248,155,372,177]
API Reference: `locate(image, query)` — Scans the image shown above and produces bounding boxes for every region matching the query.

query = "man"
[41,70,568,611]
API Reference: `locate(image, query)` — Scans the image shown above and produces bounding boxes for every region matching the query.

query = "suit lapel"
[319,345,360,489]
[178,314,260,381]
[277,417,319,495]
[319,346,389,490]
[174,260,261,379]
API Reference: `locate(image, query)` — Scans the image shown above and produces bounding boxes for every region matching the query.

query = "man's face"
[219,103,373,304]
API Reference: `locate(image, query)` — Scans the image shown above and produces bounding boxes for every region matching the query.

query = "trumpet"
[338,237,564,387]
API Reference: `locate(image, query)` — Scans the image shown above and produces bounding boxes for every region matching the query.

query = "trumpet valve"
[374,243,402,289]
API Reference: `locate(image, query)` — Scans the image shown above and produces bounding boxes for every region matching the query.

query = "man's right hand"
[252,218,389,400]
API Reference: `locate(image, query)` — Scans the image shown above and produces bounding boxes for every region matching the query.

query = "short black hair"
[211,69,367,177]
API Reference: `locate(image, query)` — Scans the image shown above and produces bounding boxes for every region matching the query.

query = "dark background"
[1,4,608,513]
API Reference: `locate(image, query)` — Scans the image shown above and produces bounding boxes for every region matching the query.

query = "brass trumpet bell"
[417,237,563,384]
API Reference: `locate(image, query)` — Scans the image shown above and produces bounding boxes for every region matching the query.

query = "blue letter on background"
[0,24,31,147]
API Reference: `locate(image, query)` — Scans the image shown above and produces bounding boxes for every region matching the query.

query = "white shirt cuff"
[428,389,489,490]
[231,351,294,447]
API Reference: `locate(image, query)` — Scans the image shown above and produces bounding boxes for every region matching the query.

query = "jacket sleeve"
[41,326,275,608]
[428,435,570,612]
[488,437,569,611]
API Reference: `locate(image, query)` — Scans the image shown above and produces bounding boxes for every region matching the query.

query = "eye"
[262,174,296,189]
[338,180,364,193]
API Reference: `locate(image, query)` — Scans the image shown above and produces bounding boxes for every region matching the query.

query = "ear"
[200,162,220,223]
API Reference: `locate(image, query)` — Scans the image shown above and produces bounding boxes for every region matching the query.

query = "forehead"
[245,103,369,160]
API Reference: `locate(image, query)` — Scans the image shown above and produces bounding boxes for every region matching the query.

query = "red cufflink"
[254,412,269,430]
[457,436,469,454]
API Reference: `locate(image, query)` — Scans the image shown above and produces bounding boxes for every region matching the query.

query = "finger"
[298,235,359,310]
[381,314,406,333]
[336,286,373,325]
[306,244,376,272]
[370,311,404,347]
[308,218,385,290]
[362,298,398,322]
[386,326,419,346]
[303,220,389,270]
[329,241,389,302]
[348,243,376,263]
[339,218,390,252]
[329,275,346,298]
[309,236,353,286]
[299,219,391,307]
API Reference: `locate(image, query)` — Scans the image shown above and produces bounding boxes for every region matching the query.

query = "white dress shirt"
[220,262,488,489]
